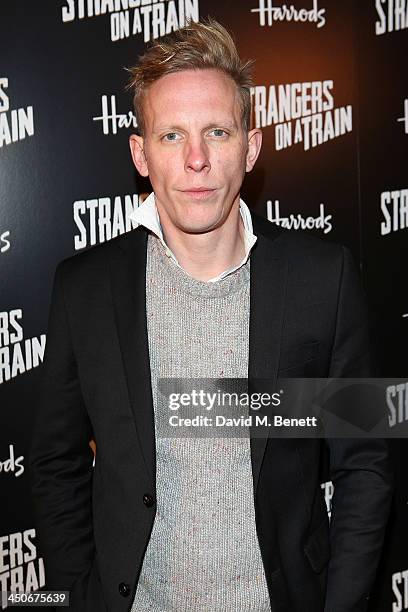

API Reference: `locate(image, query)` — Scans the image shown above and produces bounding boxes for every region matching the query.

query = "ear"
[245,128,262,172]
[129,134,149,177]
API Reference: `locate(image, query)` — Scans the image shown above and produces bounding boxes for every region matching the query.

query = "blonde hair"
[126,17,254,136]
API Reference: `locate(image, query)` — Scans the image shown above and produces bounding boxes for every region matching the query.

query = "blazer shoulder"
[251,211,346,265]
[56,226,147,280]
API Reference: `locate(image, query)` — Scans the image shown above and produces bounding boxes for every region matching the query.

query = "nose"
[184,138,211,173]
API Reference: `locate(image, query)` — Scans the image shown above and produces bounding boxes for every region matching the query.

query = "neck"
[157,201,246,282]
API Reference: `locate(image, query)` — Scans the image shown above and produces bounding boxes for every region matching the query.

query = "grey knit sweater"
[131,233,271,612]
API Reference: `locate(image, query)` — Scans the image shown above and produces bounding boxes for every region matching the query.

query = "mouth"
[180,188,217,200]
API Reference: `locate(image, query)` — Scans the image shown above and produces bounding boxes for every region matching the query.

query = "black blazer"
[29,213,394,612]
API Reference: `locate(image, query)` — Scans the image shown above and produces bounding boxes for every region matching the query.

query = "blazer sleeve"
[28,261,95,607]
[324,246,394,612]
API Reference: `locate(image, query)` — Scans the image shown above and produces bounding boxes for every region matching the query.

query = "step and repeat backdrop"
[1,1,407,610]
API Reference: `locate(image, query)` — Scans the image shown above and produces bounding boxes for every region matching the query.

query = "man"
[29,18,393,612]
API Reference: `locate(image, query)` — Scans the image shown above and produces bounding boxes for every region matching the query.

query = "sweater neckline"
[147,232,250,299]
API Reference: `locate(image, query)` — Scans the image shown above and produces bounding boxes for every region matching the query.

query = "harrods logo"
[93,94,137,135]
[267,199,333,233]
[0,79,34,149]
[251,0,326,28]
[251,80,352,151]
[0,445,24,478]
[61,0,199,42]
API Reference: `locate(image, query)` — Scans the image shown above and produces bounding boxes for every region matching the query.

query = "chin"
[174,207,224,234]
[176,220,219,235]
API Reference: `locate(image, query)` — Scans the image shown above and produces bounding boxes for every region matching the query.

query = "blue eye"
[163,133,179,141]
[210,129,227,137]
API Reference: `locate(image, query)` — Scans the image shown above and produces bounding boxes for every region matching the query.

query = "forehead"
[143,68,241,130]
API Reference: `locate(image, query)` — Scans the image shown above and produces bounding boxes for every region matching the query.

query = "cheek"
[147,153,175,186]
[214,140,246,164]
[213,149,246,181]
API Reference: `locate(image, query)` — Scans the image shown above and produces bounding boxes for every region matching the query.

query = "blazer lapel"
[249,222,288,495]
[108,227,156,488]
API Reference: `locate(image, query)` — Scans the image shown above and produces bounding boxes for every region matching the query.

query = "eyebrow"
[152,121,239,135]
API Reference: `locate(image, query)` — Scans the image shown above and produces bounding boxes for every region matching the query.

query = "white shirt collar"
[128,191,257,283]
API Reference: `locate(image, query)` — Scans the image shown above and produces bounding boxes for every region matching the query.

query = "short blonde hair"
[126,17,254,136]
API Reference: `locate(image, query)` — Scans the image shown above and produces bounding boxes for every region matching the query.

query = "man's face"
[129,68,262,234]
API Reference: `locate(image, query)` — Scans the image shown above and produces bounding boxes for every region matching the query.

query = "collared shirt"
[128,191,257,283]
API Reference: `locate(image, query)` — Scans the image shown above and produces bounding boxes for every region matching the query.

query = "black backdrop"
[1,1,407,610]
